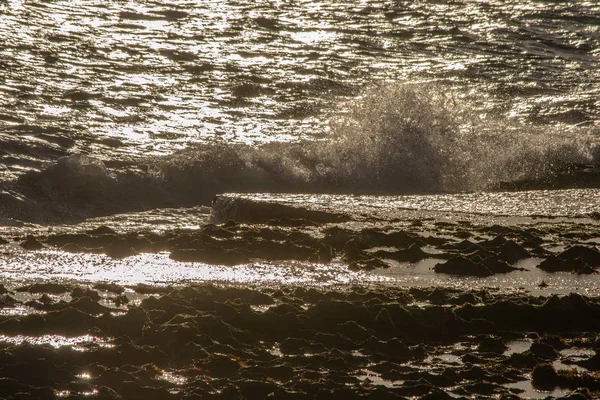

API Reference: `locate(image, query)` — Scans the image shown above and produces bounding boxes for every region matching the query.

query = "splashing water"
[324,82,599,192]
[159,82,599,195]
[4,83,600,222]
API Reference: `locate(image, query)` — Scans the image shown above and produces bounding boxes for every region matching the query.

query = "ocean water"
[0,0,599,291]
[1,0,599,220]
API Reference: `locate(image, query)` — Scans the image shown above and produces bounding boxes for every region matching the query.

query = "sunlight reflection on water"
[0,250,597,296]
[0,334,113,350]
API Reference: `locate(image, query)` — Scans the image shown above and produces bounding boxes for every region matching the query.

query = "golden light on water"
[0,334,113,349]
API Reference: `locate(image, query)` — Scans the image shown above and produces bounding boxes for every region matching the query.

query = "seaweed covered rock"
[536,245,600,274]
[104,238,139,259]
[537,255,595,274]
[434,256,493,277]
[477,336,507,354]
[372,243,431,263]
[20,237,45,251]
[559,245,600,267]
[169,247,250,266]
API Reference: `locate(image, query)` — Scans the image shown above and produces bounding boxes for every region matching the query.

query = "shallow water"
[1,190,599,296]
[506,380,570,400]
[0,1,599,356]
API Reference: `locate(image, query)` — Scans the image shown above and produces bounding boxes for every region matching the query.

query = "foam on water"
[3,83,599,222]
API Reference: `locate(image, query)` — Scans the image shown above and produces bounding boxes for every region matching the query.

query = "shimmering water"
[1,0,599,222]
[5,0,598,158]
[1,1,600,294]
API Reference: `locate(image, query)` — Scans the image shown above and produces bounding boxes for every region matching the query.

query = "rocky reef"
[0,283,598,399]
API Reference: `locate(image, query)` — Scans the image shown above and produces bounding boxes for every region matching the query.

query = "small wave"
[156,82,599,195]
[5,83,600,222]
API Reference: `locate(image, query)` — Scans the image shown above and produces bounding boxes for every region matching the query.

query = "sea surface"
[0,0,600,291]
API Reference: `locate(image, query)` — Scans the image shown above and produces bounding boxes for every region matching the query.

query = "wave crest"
[6,82,600,221]
[326,82,599,192]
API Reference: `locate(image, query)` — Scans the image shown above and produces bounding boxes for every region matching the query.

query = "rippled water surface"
[2,0,599,175]
[1,1,600,291]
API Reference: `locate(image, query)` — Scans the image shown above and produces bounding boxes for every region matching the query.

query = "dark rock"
[504,351,539,368]
[373,244,431,263]
[35,293,53,306]
[105,239,139,259]
[341,239,369,263]
[348,258,389,271]
[337,320,374,342]
[428,288,450,304]
[314,332,355,351]
[238,380,280,399]
[481,257,520,273]
[0,294,17,308]
[267,217,317,227]
[537,255,594,274]
[480,235,509,249]
[559,245,600,267]
[576,351,600,371]
[87,226,116,235]
[96,385,122,399]
[169,247,249,266]
[434,256,493,277]
[45,307,96,335]
[120,380,172,400]
[441,239,477,251]
[115,294,129,306]
[16,282,70,294]
[93,282,125,294]
[531,363,559,389]
[203,354,241,377]
[20,237,45,251]
[464,381,504,395]
[61,242,86,253]
[69,296,112,315]
[46,233,116,250]
[279,338,326,355]
[530,341,560,360]
[72,287,101,301]
[132,284,172,295]
[557,388,593,400]
[495,240,531,263]
[419,389,456,400]
[477,336,507,354]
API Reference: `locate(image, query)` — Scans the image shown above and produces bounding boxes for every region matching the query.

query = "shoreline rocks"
[0,283,596,399]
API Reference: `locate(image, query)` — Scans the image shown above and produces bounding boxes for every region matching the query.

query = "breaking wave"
[4,83,600,222]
